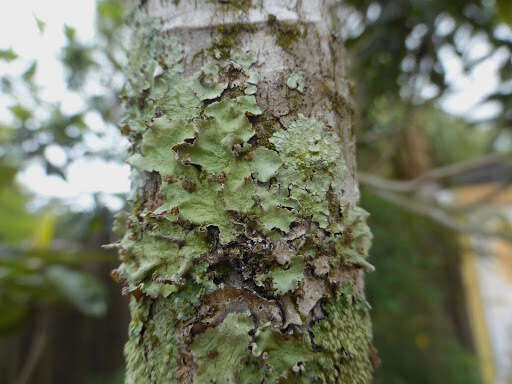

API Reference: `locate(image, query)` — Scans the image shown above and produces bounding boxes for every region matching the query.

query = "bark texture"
[111,1,375,382]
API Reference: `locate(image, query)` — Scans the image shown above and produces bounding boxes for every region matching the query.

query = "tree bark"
[112,1,375,382]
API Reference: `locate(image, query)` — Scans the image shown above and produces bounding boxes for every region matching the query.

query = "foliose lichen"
[111,10,375,384]
[287,71,306,94]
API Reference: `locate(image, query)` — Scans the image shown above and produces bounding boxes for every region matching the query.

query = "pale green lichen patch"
[250,147,282,182]
[190,312,253,383]
[269,114,346,227]
[287,71,305,94]
[256,186,296,232]
[111,217,210,298]
[158,175,239,243]
[125,298,183,384]
[262,256,305,295]
[336,205,374,272]
[128,117,196,176]
[191,63,228,101]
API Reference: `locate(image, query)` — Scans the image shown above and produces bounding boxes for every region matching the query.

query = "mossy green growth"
[311,284,374,384]
[267,15,303,52]
[125,298,182,384]
[208,0,253,13]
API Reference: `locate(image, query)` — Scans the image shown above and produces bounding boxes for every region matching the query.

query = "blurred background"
[0,1,511,383]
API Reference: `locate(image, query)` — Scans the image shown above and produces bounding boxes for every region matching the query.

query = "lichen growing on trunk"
[109,2,376,383]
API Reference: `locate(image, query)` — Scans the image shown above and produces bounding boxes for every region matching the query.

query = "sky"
[0,0,508,211]
[0,0,130,211]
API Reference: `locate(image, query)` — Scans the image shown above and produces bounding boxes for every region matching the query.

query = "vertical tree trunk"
[113,1,375,382]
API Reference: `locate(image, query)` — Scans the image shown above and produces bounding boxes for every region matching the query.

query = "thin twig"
[17,311,50,384]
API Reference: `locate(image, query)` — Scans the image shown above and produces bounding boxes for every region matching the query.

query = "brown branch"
[17,311,50,384]
[450,178,512,212]
[372,189,512,242]
[359,151,512,192]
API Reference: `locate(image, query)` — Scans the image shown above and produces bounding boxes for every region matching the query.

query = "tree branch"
[372,189,512,242]
[17,310,50,384]
[358,151,512,192]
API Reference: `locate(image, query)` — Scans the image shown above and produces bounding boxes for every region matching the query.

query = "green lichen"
[192,63,228,100]
[262,256,305,295]
[111,218,210,297]
[250,147,282,182]
[128,117,195,176]
[186,290,373,384]
[287,71,305,94]
[190,312,253,383]
[338,206,374,271]
[269,114,346,227]
[125,299,182,384]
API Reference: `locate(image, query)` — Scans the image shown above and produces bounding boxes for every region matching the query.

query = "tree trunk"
[112,1,375,382]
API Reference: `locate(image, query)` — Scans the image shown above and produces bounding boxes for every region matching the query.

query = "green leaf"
[34,14,46,33]
[64,25,76,41]
[33,211,55,250]
[0,48,18,62]
[97,0,124,24]
[23,61,37,82]
[9,104,32,121]
[45,265,107,316]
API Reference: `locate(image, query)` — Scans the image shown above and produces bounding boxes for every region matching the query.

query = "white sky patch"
[440,44,510,121]
[18,159,130,211]
[1,1,131,211]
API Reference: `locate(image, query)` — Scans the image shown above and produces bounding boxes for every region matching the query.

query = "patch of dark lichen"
[268,14,303,52]
[323,83,354,118]
[210,0,253,12]
[247,118,279,150]
[208,23,257,60]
